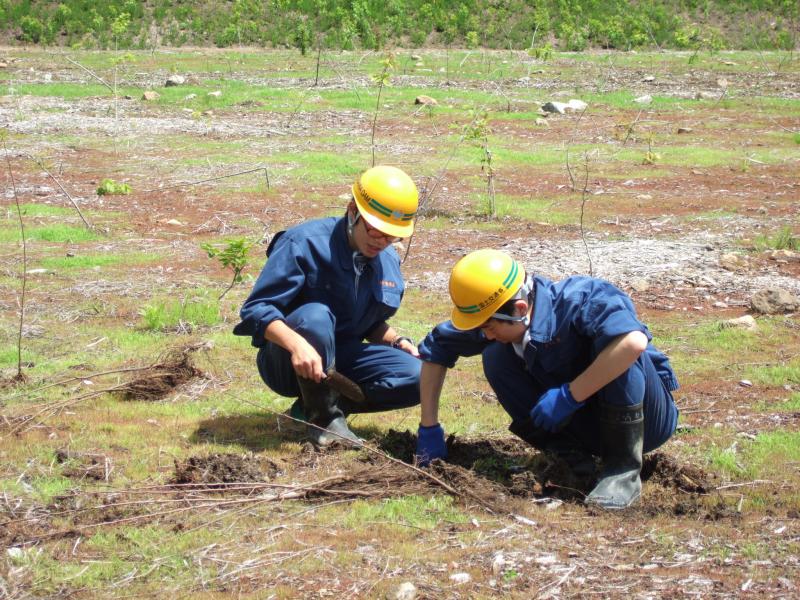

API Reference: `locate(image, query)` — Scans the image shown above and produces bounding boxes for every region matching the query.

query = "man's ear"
[514,299,529,316]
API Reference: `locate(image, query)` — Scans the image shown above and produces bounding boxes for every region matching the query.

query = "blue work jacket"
[233,217,405,347]
[419,275,679,392]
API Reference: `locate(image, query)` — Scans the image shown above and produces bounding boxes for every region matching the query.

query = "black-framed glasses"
[362,219,402,243]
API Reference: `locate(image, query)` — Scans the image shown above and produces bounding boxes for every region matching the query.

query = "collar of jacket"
[528,275,556,344]
[333,216,375,272]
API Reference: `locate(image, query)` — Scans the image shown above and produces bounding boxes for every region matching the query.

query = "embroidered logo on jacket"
[381,280,397,288]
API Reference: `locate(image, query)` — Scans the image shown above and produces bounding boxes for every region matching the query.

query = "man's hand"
[416,423,447,466]
[530,384,583,432]
[394,337,420,358]
[289,338,325,382]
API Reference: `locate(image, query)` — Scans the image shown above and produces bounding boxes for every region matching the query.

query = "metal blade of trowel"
[324,367,366,403]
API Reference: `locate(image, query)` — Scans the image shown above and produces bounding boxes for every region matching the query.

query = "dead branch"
[144,166,270,193]
[64,56,114,93]
[24,153,92,229]
[2,138,28,383]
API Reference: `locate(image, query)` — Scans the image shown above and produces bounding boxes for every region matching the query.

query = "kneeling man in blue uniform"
[415,249,679,509]
[234,166,421,446]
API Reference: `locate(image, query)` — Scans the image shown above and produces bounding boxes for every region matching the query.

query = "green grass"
[751,226,800,251]
[746,431,800,476]
[747,360,800,387]
[493,193,577,224]
[3,203,77,218]
[139,293,222,331]
[343,494,467,530]
[37,252,159,271]
[29,475,75,504]
[0,82,139,99]
[0,224,101,243]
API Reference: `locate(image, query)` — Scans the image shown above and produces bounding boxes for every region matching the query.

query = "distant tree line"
[2,0,797,51]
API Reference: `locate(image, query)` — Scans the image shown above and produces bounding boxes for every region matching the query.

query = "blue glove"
[530,384,583,432]
[416,423,447,467]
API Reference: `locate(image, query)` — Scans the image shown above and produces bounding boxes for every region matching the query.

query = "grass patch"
[751,225,799,251]
[746,431,800,477]
[139,293,222,331]
[0,82,138,100]
[0,224,101,243]
[3,203,76,218]
[343,494,467,530]
[38,252,158,271]
[494,193,576,224]
[746,360,800,387]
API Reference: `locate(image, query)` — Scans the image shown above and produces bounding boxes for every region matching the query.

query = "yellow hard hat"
[449,249,525,330]
[352,165,418,239]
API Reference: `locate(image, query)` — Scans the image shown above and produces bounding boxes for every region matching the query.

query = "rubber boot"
[296,376,361,447]
[585,402,644,509]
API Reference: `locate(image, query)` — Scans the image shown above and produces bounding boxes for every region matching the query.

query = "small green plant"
[370,53,395,167]
[793,132,800,145]
[528,43,553,61]
[96,178,131,195]
[642,134,661,165]
[201,237,254,299]
[464,109,496,218]
[753,226,799,251]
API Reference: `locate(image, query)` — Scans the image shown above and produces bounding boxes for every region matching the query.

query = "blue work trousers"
[256,303,421,414]
[482,342,678,456]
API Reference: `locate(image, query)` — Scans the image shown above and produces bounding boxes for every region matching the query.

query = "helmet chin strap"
[490,274,534,327]
[346,208,361,240]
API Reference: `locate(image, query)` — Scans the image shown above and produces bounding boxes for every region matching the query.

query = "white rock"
[720,315,758,331]
[394,582,417,600]
[739,380,753,387]
[642,75,655,82]
[450,573,471,585]
[491,553,505,575]
[566,98,588,111]
[207,90,222,97]
[535,553,558,565]
[6,547,23,560]
[634,94,653,104]
[165,75,186,87]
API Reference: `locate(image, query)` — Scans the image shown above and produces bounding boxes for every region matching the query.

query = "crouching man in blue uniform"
[234,166,422,447]
[415,249,679,509]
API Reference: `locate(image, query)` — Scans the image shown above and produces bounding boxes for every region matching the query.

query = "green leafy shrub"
[19,16,44,43]
[96,179,131,195]
[201,237,254,299]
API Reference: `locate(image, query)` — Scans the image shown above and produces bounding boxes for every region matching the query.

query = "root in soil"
[116,346,203,401]
[172,453,281,487]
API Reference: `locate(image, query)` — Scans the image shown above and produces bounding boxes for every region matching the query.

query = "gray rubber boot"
[296,376,361,447]
[585,402,644,509]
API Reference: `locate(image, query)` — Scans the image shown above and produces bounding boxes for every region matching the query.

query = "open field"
[0,47,799,598]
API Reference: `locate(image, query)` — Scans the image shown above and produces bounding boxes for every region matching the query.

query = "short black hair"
[494,296,517,317]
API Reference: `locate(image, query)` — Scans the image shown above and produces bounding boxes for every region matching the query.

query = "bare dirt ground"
[0,48,798,598]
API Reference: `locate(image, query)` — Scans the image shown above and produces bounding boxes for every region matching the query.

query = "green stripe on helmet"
[368,198,392,217]
[456,304,481,314]
[502,261,519,288]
